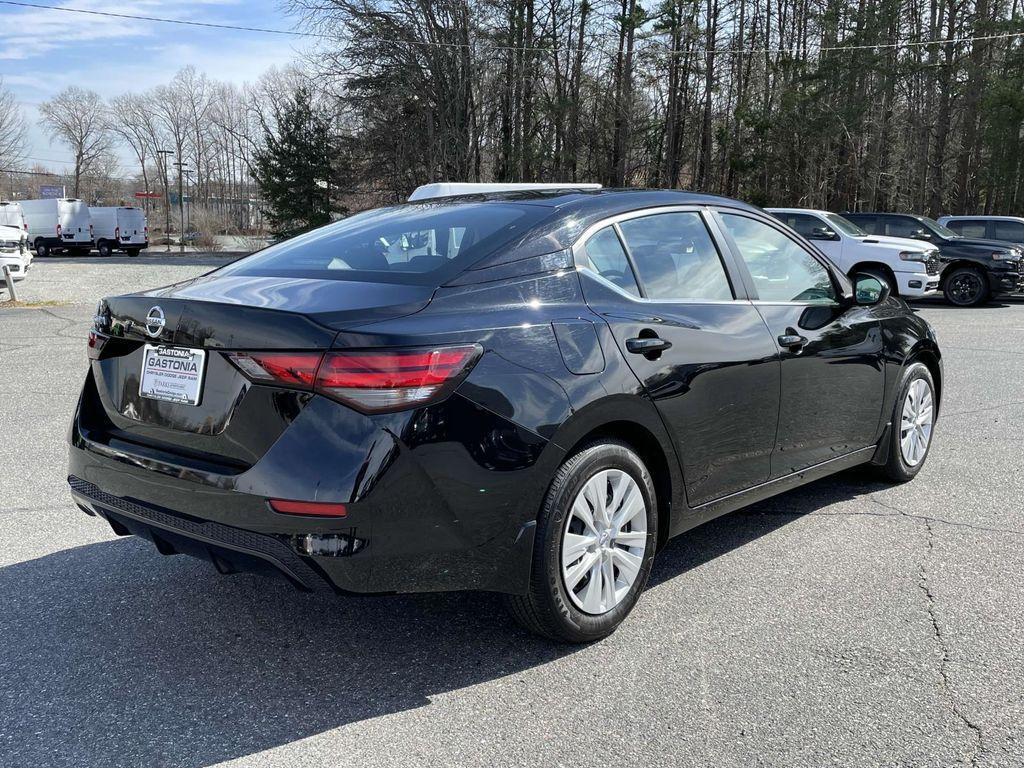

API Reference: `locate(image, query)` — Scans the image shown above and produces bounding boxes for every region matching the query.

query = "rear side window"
[617,212,733,300]
[582,227,640,296]
[993,220,1024,242]
[219,202,552,285]
[948,219,988,238]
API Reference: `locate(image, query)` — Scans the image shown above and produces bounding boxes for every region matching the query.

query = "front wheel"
[34,240,49,258]
[506,440,658,643]
[97,241,112,257]
[943,267,989,307]
[878,362,937,482]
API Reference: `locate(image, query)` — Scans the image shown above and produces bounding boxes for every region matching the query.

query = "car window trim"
[709,207,844,306]
[571,205,750,304]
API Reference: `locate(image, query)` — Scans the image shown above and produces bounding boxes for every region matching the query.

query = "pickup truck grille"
[925,255,942,276]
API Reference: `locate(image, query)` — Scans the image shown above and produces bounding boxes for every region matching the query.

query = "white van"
[0,202,31,264]
[0,223,31,281]
[89,206,148,257]
[19,198,94,257]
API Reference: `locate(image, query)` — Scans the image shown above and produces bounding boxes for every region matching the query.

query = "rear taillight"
[56,224,62,236]
[115,226,120,239]
[226,344,481,413]
[268,499,348,518]
[227,352,320,388]
[87,330,107,360]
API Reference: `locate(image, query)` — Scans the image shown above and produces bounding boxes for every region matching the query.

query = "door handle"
[778,333,808,350]
[626,336,672,356]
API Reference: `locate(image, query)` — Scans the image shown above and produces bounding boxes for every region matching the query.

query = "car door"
[713,209,886,477]
[575,207,780,507]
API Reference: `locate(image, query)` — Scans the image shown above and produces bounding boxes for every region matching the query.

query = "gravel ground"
[1,258,1023,767]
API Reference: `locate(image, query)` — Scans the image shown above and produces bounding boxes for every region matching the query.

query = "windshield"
[823,213,867,237]
[919,217,959,238]
[218,201,552,285]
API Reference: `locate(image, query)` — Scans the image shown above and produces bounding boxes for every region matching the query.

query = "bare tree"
[38,86,112,197]
[0,77,28,169]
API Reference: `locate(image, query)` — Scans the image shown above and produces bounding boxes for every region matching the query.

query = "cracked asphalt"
[1,257,1023,767]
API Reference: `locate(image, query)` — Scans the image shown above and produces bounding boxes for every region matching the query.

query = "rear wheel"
[943,266,989,306]
[127,249,141,258]
[507,440,657,643]
[97,241,112,257]
[34,240,49,258]
[878,362,936,482]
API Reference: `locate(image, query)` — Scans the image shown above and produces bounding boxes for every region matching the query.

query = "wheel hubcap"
[561,469,647,615]
[900,379,934,466]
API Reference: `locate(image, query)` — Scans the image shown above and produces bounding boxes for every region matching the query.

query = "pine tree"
[254,88,339,238]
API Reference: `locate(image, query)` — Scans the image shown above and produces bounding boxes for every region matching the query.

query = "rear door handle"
[626,337,672,354]
[778,333,808,350]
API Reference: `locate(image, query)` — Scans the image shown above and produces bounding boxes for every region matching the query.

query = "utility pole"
[173,161,189,254]
[156,149,173,253]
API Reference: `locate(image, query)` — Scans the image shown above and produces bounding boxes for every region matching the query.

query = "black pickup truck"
[843,212,1024,306]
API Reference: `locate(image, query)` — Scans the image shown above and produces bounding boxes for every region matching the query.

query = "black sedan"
[70,189,942,642]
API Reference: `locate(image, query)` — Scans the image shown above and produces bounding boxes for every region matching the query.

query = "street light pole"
[156,149,173,253]
[173,161,189,254]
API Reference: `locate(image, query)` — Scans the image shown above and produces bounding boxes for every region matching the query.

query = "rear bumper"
[68,380,547,596]
[70,475,336,593]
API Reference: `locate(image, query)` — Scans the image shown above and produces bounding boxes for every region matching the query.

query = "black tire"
[34,240,49,258]
[943,266,989,307]
[506,440,658,643]
[859,266,898,298]
[877,362,937,483]
[127,249,141,258]
[97,241,112,257]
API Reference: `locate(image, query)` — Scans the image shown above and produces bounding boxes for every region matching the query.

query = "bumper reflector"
[268,499,348,518]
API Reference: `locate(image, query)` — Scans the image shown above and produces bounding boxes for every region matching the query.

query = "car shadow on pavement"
[0,471,887,768]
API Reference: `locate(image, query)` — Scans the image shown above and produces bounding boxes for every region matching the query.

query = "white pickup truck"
[767,208,943,298]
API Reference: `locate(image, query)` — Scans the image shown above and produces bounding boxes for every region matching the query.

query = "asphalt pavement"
[1,256,1022,767]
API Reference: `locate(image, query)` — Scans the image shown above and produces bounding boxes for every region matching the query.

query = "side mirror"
[851,272,890,306]
[809,227,839,241]
[911,229,932,241]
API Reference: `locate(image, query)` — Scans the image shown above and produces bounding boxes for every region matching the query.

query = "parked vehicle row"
[71,183,943,642]
[0,199,148,258]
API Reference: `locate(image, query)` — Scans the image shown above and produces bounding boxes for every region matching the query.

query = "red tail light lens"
[87,330,108,360]
[316,345,481,413]
[269,498,348,518]
[226,345,481,413]
[227,352,321,388]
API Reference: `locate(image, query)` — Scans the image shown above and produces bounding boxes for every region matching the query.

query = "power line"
[4,0,1022,56]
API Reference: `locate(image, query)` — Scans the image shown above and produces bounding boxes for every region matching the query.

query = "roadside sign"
[39,185,64,199]
[135,191,162,198]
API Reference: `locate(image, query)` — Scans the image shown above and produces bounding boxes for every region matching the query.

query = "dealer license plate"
[139,345,206,405]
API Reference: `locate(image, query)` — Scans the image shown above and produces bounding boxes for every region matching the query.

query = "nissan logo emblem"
[145,306,166,338]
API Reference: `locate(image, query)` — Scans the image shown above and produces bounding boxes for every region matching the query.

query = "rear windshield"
[219,201,552,285]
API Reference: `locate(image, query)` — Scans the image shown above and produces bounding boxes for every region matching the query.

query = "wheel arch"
[938,259,986,287]
[848,261,899,294]
[549,397,684,552]
[906,342,943,413]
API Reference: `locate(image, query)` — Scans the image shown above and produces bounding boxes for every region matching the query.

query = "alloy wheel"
[948,272,983,305]
[561,469,648,615]
[900,378,934,466]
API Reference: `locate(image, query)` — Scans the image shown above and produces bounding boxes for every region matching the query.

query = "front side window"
[718,213,836,303]
[582,226,641,296]
[617,212,733,300]
[772,213,827,239]
[885,216,930,239]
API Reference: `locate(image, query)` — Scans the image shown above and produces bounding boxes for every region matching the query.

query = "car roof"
[765,207,831,216]
[940,215,1024,221]
[417,188,766,270]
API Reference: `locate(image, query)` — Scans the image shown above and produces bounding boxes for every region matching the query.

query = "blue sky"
[1,0,308,172]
